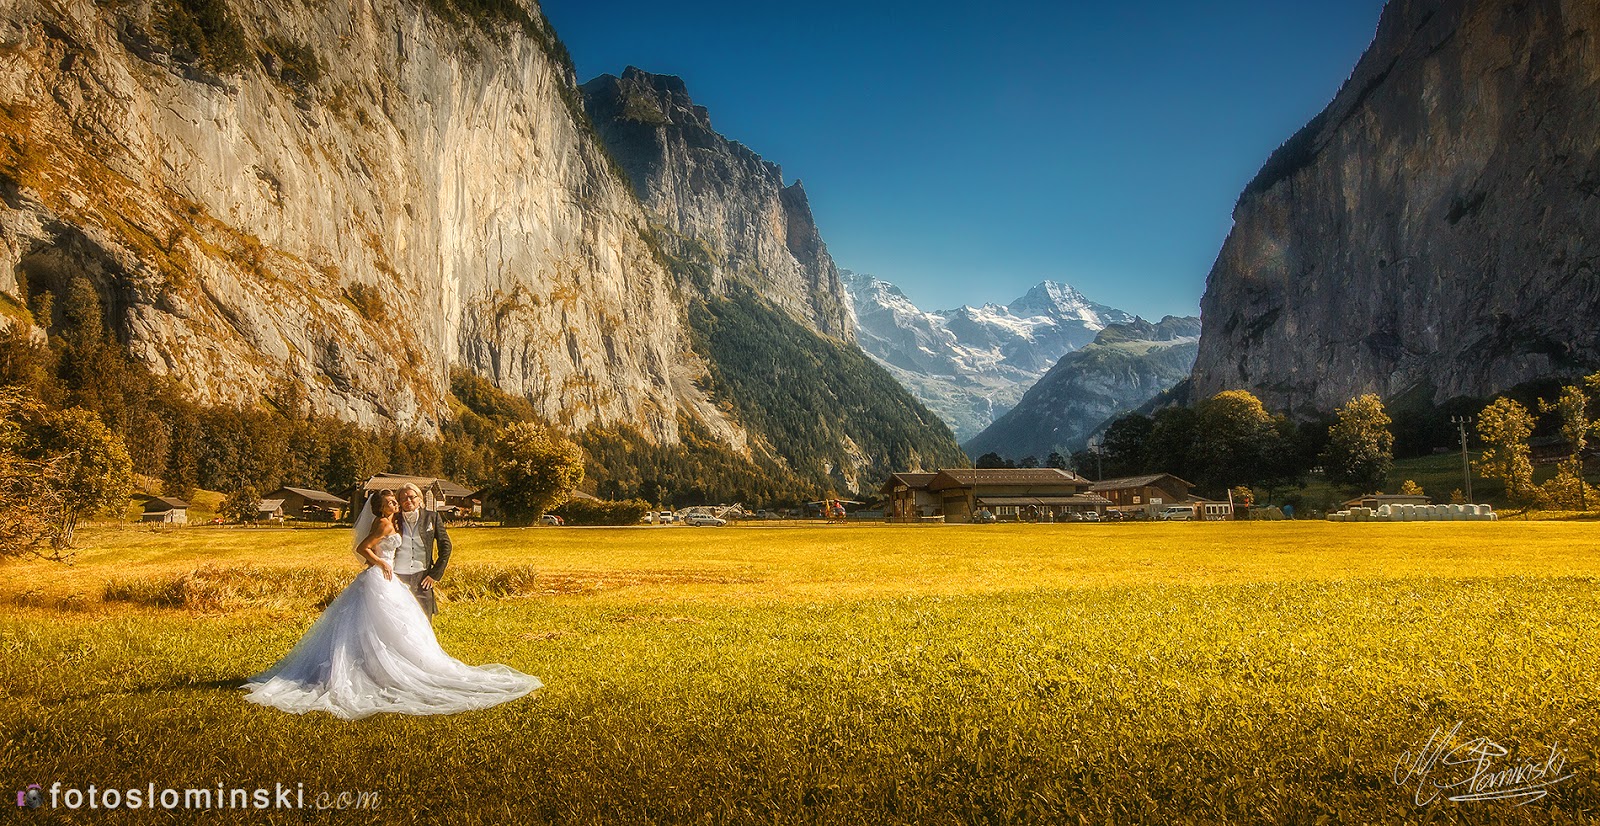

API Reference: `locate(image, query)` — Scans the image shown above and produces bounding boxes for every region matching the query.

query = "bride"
[242,489,542,719]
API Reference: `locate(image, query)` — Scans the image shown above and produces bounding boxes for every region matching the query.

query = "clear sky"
[542,1,1387,321]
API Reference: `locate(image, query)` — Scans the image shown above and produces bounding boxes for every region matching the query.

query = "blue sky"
[543,1,1387,320]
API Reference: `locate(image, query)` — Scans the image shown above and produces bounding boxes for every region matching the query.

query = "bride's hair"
[368,489,399,531]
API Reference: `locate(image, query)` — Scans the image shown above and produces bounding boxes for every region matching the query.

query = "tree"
[20,405,133,547]
[1100,414,1154,477]
[1450,488,1467,505]
[1044,451,1068,470]
[222,484,261,523]
[1019,455,1040,469]
[1399,480,1424,497]
[0,388,69,559]
[1475,397,1536,508]
[1322,394,1394,494]
[1539,383,1596,510]
[490,422,584,525]
[1145,407,1196,481]
[975,452,1015,469]
[1193,390,1278,492]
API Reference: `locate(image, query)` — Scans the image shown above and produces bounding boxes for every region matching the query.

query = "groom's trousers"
[395,571,438,619]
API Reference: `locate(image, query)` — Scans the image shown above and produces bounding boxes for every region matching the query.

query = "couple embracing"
[242,483,541,720]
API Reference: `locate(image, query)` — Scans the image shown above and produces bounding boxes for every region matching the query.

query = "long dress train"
[242,533,541,720]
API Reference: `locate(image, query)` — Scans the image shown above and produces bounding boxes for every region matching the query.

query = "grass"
[3,523,1599,823]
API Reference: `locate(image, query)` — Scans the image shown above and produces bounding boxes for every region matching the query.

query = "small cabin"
[263,486,348,521]
[141,496,189,525]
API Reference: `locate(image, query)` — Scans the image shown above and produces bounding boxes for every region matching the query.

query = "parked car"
[1159,506,1195,521]
[684,512,726,527]
[973,509,997,524]
[541,514,564,526]
[658,511,676,524]
[1081,511,1101,522]
[755,510,776,520]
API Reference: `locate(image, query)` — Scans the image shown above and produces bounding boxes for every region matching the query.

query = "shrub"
[155,0,250,75]
[263,35,321,87]
[555,497,651,526]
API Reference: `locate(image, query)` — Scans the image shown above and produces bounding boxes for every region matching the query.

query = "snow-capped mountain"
[963,316,1202,461]
[841,270,1136,441]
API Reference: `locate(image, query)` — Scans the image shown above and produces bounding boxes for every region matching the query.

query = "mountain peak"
[619,66,689,96]
[1007,280,1090,318]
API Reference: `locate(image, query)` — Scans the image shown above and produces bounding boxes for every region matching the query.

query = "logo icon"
[16,785,43,808]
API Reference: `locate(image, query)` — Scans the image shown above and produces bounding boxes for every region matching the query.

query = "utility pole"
[1452,415,1473,502]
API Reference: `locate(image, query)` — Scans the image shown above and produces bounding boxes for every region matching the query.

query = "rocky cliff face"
[841,270,1135,440]
[580,67,853,341]
[0,0,745,448]
[1193,0,1600,413]
[577,71,965,492]
[964,316,1200,459]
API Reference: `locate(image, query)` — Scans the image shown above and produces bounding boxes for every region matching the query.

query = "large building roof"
[273,486,347,505]
[1088,473,1194,492]
[878,472,939,493]
[142,496,189,511]
[363,473,476,499]
[927,468,1088,490]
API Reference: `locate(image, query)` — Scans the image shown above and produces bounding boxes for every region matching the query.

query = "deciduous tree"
[1539,383,1596,510]
[222,484,262,523]
[1193,390,1278,491]
[1476,397,1536,508]
[490,422,584,526]
[14,401,132,548]
[1323,394,1394,494]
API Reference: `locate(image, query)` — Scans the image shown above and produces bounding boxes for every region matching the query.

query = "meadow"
[2,521,1598,823]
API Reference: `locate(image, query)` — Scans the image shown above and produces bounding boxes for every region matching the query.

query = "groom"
[393,483,452,621]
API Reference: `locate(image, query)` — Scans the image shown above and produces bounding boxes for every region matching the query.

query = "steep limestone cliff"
[579,69,965,491]
[0,0,744,448]
[580,67,854,341]
[1192,0,1600,413]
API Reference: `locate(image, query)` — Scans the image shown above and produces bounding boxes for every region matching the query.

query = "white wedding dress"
[242,531,541,720]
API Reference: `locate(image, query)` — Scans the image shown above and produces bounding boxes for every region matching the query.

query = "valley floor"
[3,523,1597,823]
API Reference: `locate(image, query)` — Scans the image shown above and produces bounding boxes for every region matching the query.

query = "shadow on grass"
[31,677,251,706]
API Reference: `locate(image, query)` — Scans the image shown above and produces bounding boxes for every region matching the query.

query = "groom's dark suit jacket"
[400,509,452,581]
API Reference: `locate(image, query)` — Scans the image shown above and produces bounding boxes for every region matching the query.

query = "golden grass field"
[3,521,1598,823]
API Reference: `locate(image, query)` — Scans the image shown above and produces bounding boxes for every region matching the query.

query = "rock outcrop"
[964,316,1200,459]
[1192,0,1600,412]
[0,0,743,447]
[581,67,853,341]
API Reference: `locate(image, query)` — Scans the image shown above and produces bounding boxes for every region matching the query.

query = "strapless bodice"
[373,532,402,564]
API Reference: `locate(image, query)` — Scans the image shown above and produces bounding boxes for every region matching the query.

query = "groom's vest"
[393,511,429,575]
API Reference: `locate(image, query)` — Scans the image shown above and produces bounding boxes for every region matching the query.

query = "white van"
[1159,506,1195,521]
